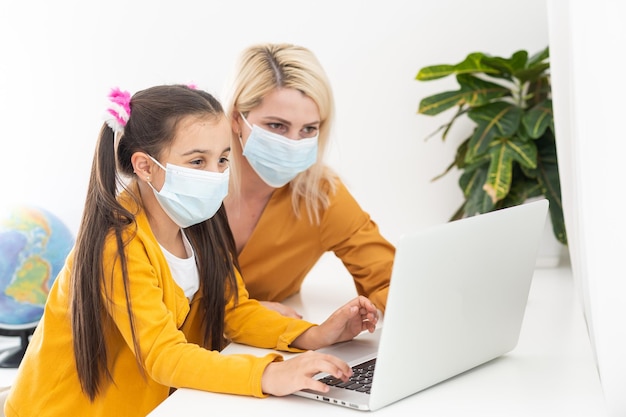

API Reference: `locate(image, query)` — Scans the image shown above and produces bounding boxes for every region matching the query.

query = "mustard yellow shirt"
[239,179,395,312]
[5,190,314,417]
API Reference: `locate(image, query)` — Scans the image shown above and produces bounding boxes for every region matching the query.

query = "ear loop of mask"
[238,112,251,149]
[145,155,166,192]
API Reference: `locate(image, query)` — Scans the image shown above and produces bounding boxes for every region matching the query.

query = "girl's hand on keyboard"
[261,350,352,396]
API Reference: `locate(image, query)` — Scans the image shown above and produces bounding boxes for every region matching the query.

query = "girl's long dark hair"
[71,85,238,401]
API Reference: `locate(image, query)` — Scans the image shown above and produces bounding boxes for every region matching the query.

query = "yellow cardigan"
[5,190,314,417]
[238,179,395,312]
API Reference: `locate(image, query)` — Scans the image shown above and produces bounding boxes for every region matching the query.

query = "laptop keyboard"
[318,358,376,394]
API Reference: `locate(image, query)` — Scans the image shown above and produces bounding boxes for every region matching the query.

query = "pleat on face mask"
[147,155,229,228]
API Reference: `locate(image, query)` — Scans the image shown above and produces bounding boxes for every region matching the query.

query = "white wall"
[548,1,626,416]
[0,0,549,244]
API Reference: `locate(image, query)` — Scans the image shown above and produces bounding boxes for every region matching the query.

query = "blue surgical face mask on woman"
[239,112,318,188]
[147,155,229,228]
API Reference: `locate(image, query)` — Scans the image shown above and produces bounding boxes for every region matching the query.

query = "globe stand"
[0,327,35,368]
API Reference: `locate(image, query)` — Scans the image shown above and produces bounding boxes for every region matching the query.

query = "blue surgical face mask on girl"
[239,112,318,188]
[146,155,229,228]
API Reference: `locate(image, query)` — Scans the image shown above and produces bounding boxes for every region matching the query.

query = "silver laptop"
[293,199,549,411]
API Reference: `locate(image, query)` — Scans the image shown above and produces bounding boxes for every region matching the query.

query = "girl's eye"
[190,159,204,166]
[219,157,230,165]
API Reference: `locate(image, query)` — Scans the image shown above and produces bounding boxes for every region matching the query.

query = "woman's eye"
[190,159,204,166]
[267,123,286,132]
[219,157,230,165]
[302,126,319,137]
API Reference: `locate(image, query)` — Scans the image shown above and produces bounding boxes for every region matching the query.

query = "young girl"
[4,85,377,417]
[224,43,395,318]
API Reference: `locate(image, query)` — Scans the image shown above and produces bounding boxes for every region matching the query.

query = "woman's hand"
[261,351,352,396]
[259,301,302,319]
[291,296,378,351]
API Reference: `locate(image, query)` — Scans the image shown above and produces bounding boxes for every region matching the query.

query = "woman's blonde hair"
[224,43,337,223]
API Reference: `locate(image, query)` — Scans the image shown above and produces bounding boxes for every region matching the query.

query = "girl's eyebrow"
[181,146,231,156]
[181,149,208,156]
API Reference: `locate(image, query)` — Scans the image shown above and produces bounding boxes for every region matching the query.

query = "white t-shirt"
[159,231,199,300]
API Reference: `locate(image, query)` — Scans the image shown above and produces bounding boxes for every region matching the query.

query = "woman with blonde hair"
[224,43,395,318]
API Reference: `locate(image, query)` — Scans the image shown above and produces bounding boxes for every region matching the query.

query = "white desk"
[149,255,608,416]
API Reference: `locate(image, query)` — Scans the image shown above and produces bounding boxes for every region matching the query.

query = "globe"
[0,205,74,367]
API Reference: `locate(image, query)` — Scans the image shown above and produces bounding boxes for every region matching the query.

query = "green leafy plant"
[416,46,566,245]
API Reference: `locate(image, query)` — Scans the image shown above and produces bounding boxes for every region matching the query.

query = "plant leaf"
[507,136,538,169]
[418,90,467,115]
[514,63,550,83]
[526,76,552,107]
[482,137,538,203]
[501,175,543,207]
[515,47,549,83]
[462,152,492,172]
[452,52,500,75]
[534,133,567,244]
[415,64,457,81]
[456,74,510,104]
[527,46,550,67]
[481,50,528,79]
[459,165,495,216]
[450,203,467,221]
[416,52,499,81]
[418,74,509,116]
[483,142,514,203]
[523,99,553,139]
[466,102,522,159]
